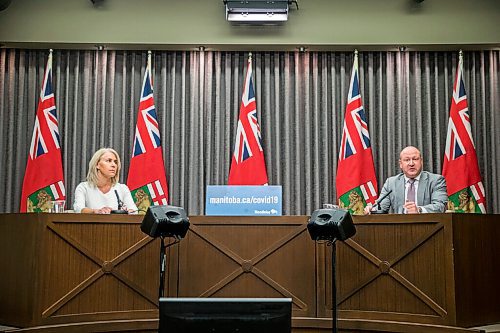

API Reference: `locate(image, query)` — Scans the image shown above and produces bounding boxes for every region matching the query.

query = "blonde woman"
[73,148,137,214]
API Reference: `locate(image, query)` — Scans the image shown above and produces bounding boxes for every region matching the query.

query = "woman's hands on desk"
[92,206,138,214]
[81,206,137,214]
[92,207,113,214]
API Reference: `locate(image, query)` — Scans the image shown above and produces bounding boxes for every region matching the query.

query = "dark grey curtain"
[0,49,498,214]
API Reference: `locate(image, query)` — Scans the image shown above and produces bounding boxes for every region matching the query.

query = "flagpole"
[48,49,53,81]
[147,50,152,73]
[45,49,53,97]
[147,50,155,93]
[458,49,463,72]
[248,52,252,81]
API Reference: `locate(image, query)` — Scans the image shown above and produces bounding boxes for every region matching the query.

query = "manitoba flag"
[442,52,486,213]
[20,50,66,212]
[127,51,169,214]
[228,54,268,185]
[336,51,378,215]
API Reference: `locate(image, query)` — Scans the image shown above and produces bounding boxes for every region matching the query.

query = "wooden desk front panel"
[0,213,158,327]
[40,214,158,324]
[318,214,456,326]
[2,213,498,331]
[170,216,316,317]
[451,214,500,327]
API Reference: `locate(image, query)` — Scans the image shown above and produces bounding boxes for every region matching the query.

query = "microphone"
[370,190,392,214]
[111,189,128,214]
[114,189,123,209]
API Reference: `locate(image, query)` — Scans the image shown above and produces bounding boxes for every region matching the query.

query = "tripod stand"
[158,236,180,299]
[307,207,356,333]
[328,240,338,333]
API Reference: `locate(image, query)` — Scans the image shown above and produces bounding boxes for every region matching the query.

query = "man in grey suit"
[364,146,448,214]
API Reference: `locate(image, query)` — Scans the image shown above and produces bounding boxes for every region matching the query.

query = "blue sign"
[205,185,282,216]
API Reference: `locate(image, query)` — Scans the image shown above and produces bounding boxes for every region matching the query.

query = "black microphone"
[370,189,393,214]
[111,190,128,214]
[114,189,123,209]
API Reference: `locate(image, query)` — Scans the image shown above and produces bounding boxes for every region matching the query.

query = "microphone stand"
[111,189,128,214]
[370,190,392,214]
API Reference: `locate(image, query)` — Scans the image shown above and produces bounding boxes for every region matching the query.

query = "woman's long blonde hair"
[86,148,121,187]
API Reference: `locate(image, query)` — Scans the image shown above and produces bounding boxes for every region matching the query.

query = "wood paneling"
[0,213,156,327]
[323,215,455,325]
[1,213,498,332]
[172,216,316,317]
[318,214,500,328]
[451,214,500,327]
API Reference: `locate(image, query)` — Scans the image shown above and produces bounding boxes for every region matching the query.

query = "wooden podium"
[0,213,499,332]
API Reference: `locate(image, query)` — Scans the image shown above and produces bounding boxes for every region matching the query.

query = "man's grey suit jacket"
[376,171,448,214]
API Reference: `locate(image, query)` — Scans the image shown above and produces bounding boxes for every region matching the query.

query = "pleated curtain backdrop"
[0,49,498,214]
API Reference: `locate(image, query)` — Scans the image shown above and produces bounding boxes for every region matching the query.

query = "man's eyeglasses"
[401,157,421,164]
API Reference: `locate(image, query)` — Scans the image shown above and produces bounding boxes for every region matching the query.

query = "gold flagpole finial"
[354,49,358,56]
[147,50,153,72]
[248,52,252,60]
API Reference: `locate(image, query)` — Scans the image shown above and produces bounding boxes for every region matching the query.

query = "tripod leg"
[332,242,337,333]
[159,237,166,299]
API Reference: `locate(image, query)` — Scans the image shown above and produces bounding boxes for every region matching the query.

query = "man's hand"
[404,201,419,214]
[363,203,373,215]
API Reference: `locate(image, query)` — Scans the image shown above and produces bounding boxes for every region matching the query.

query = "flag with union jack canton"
[127,52,169,214]
[20,50,66,212]
[442,52,486,213]
[336,51,378,215]
[228,54,269,185]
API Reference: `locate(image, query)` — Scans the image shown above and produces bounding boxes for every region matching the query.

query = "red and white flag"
[442,51,486,213]
[127,52,169,214]
[336,51,378,215]
[20,50,66,212]
[228,54,268,185]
